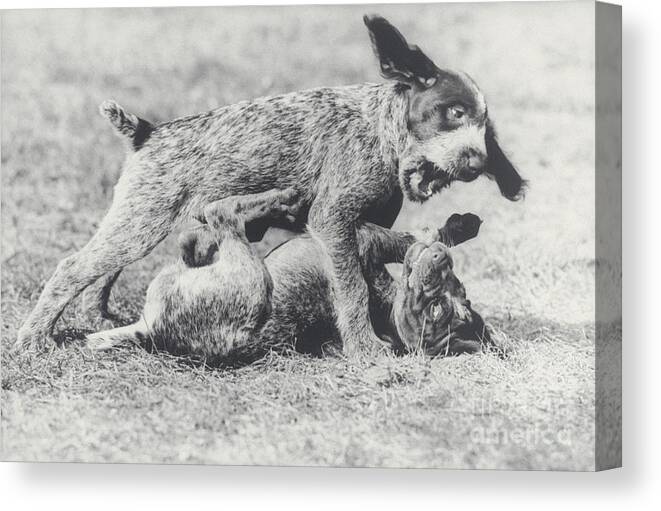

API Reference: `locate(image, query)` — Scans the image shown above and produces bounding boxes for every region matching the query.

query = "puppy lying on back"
[87,189,490,364]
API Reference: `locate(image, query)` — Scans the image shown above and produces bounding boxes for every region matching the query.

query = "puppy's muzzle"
[456,149,486,182]
[418,242,453,289]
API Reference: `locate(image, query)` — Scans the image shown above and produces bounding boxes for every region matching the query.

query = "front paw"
[439,213,482,246]
[15,325,52,353]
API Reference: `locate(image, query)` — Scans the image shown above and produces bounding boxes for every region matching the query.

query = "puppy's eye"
[446,104,466,121]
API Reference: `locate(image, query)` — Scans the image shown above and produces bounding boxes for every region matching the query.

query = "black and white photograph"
[1,0,621,473]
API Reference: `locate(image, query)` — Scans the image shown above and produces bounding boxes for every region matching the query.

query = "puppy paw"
[15,325,52,354]
[272,188,303,222]
[178,227,218,267]
[438,213,482,246]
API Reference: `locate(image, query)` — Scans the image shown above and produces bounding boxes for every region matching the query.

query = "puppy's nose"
[429,244,450,265]
[431,252,447,265]
[467,150,486,170]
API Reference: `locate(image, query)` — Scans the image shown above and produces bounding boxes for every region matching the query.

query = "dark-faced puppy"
[393,241,489,356]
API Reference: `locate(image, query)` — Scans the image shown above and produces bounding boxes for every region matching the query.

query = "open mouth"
[426,299,451,324]
[430,302,444,320]
[406,161,452,201]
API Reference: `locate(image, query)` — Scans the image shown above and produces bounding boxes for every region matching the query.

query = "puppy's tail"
[99,100,154,151]
[86,321,148,351]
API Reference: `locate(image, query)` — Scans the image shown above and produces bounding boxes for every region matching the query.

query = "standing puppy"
[18,15,523,353]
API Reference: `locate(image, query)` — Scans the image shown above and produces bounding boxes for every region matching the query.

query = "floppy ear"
[363,14,438,88]
[485,122,527,201]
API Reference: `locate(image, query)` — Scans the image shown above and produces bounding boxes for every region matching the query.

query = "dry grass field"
[1,3,605,469]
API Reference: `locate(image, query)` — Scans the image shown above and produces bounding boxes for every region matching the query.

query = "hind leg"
[200,188,301,234]
[16,184,178,351]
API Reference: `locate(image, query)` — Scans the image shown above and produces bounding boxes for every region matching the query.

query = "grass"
[1,3,602,469]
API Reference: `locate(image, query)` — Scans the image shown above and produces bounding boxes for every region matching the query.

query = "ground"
[1,3,606,469]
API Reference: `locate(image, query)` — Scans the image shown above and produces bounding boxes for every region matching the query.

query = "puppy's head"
[402,241,466,315]
[364,15,526,202]
[395,241,471,355]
